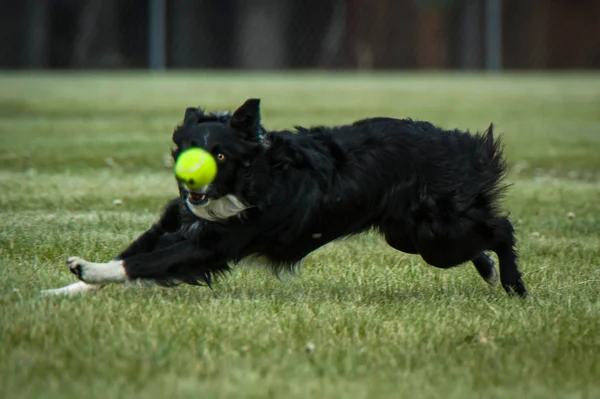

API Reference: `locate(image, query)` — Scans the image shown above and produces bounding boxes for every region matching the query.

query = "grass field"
[1,72,599,399]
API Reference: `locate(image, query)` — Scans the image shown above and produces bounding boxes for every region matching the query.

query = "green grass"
[1,71,600,399]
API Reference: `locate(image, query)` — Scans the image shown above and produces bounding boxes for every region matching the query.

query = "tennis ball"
[174,148,217,190]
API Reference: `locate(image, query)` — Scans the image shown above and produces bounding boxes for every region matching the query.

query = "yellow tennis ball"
[174,148,217,190]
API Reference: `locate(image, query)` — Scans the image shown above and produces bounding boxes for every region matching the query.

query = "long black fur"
[83,98,527,296]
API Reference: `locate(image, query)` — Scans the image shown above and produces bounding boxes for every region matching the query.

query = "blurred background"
[2,0,600,71]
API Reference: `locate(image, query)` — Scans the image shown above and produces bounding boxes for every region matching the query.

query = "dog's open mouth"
[186,187,220,207]
[189,192,209,206]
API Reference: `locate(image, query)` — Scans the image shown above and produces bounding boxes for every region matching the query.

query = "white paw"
[41,281,104,296]
[67,256,127,284]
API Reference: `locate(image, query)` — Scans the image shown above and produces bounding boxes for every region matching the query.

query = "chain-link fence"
[2,0,600,70]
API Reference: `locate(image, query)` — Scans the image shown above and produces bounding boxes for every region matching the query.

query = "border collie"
[44,98,527,297]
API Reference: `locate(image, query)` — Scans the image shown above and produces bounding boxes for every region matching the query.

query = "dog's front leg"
[115,197,186,260]
[66,239,225,287]
[41,229,179,296]
[41,199,187,296]
[40,227,179,297]
[41,281,105,296]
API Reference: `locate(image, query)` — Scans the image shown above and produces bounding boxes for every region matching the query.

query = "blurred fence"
[2,0,600,70]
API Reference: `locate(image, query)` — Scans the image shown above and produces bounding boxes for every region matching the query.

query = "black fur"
[97,98,527,297]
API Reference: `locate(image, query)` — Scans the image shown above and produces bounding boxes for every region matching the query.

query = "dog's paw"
[502,279,528,298]
[66,256,127,284]
[66,256,87,281]
[41,281,104,296]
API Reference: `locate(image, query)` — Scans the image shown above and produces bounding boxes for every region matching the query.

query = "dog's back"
[264,117,506,224]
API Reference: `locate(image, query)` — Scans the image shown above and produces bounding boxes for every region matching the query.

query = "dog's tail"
[479,123,510,206]
[482,123,507,177]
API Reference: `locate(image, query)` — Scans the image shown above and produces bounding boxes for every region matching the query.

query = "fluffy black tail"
[479,123,510,210]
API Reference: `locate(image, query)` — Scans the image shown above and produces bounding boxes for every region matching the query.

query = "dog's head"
[171,98,265,221]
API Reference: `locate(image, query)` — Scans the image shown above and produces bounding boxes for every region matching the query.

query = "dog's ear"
[230,98,261,139]
[183,107,202,125]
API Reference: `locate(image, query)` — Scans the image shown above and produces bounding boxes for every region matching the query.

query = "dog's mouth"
[186,187,220,207]
[188,191,209,206]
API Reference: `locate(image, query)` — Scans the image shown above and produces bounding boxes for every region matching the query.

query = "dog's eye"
[216,153,226,162]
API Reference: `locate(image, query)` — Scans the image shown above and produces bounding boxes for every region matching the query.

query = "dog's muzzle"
[185,185,219,207]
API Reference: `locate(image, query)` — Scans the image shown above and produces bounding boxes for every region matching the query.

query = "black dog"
[45,98,526,297]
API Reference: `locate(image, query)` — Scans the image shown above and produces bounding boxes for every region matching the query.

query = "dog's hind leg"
[381,224,419,254]
[472,252,499,288]
[490,217,527,297]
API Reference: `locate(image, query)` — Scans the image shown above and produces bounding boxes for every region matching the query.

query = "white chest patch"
[186,194,249,222]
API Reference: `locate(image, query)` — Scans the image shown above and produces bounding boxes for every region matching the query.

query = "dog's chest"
[180,221,202,238]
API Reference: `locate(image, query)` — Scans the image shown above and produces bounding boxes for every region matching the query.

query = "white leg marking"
[41,281,104,296]
[485,264,500,288]
[67,256,127,284]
